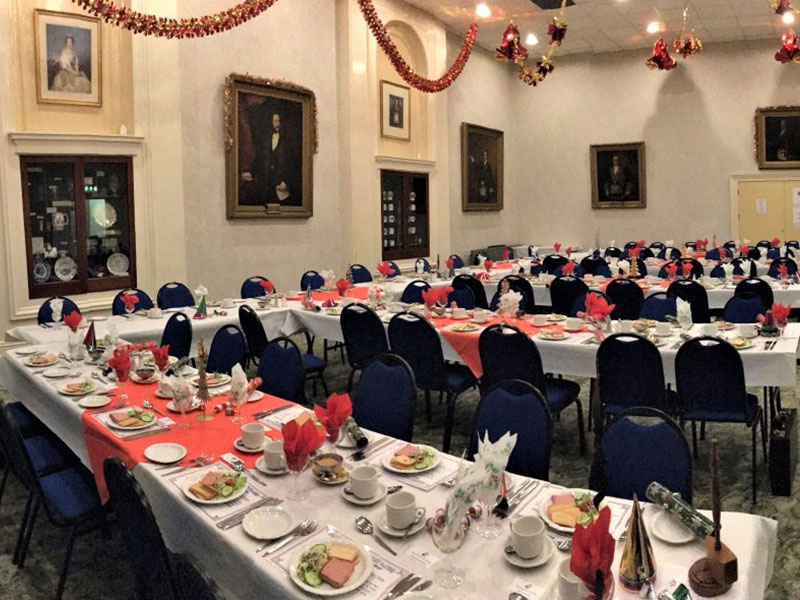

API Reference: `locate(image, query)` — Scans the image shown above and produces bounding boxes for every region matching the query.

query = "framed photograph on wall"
[755,107,800,169]
[380,80,410,141]
[461,123,504,212]
[34,9,101,107]
[224,73,317,219]
[590,142,646,209]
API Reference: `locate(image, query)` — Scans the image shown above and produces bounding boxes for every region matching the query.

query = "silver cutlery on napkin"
[380,573,422,600]
[349,437,394,462]
[262,519,318,556]
[142,400,165,418]
[217,496,283,531]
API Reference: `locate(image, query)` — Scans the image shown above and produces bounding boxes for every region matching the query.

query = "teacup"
[350,465,380,499]
[386,491,425,529]
[452,307,467,319]
[738,323,757,338]
[221,298,235,309]
[473,310,490,323]
[618,320,634,334]
[655,322,672,336]
[240,423,266,449]
[565,317,582,331]
[511,515,545,559]
[702,322,719,337]
[135,367,156,382]
[263,440,285,470]
[532,314,548,327]
[558,558,582,598]
[148,307,163,318]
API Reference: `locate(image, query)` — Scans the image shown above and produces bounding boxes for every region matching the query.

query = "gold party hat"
[618,494,657,592]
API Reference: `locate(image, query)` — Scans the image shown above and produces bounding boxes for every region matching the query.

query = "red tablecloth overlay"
[287,287,370,303]
[81,380,288,502]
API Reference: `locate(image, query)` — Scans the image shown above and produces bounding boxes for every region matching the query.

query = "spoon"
[343,485,402,496]
[354,516,397,556]
[402,508,426,539]
[142,400,165,418]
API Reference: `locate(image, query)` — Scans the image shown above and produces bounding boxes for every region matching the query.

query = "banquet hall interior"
[2,0,800,599]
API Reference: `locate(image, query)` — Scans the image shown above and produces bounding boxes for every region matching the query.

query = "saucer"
[314,467,349,486]
[650,511,695,545]
[78,395,111,409]
[43,367,72,379]
[341,483,388,506]
[377,513,426,538]
[247,390,264,403]
[502,536,555,568]
[166,399,200,413]
[255,456,288,476]
[155,388,174,399]
[234,437,266,454]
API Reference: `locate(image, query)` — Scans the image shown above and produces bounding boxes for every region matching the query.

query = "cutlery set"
[261,519,318,556]
[494,479,537,518]
[349,437,394,462]
[380,573,433,599]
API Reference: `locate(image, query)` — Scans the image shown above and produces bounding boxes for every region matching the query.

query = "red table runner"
[287,287,370,303]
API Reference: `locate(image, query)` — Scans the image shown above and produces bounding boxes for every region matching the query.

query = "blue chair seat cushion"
[604,389,677,417]
[39,468,101,521]
[25,435,73,474]
[440,364,476,395]
[303,354,327,372]
[545,378,580,412]
[683,394,760,425]
[8,402,42,437]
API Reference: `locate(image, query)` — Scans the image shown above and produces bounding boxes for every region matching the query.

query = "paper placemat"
[259,405,310,430]
[369,441,461,491]
[92,407,170,439]
[269,524,409,599]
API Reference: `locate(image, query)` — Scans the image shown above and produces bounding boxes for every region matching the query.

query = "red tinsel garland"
[357,0,477,93]
[70,0,281,38]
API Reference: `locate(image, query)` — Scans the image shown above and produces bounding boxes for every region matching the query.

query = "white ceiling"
[400,0,787,56]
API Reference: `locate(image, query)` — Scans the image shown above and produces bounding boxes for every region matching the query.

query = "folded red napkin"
[438,286,454,306]
[772,302,791,324]
[628,248,640,259]
[107,348,131,380]
[151,345,170,371]
[570,506,615,599]
[422,288,437,309]
[554,242,562,253]
[682,262,693,277]
[121,292,139,311]
[322,298,337,308]
[336,278,349,297]
[584,293,615,318]
[483,259,494,272]
[772,237,781,248]
[562,261,576,275]
[565,246,572,257]
[636,239,646,248]
[377,261,395,277]
[282,416,325,471]
[665,263,678,278]
[445,257,454,269]
[778,264,789,279]
[64,311,83,333]
[503,249,511,261]
[314,393,352,434]
[476,272,490,281]
[260,280,275,295]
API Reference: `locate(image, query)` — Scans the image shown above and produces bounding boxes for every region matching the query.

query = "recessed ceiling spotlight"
[783,11,796,25]
[646,21,662,34]
[526,33,539,45]
[475,3,492,18]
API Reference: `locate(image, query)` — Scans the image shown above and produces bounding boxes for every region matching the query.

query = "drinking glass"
[286,454,310,501]
[173,388,192,430]
[430,516,467,589]
[230,388,247,426]
[323,423,341,455]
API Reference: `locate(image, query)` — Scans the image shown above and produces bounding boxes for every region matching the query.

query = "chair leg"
[424,389,432,423]
[761,410,768,464]
[691,421,698,459]
[438,391,444,406]
[56,524,79,600]
[575,401,586,456]
[346,368,357,394]
[17,498,40,568]
[320,373,330,397]
[587,379,595,432]
[751,423,758,505]
[13,492,34,565]
[324,341,329,363]
[0,463,8,507]
[443,393,456,454]
[700,421,706,440]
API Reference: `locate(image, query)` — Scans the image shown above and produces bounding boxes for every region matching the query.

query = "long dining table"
[0,341,779,600]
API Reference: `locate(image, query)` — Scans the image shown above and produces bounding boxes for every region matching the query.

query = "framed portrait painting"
[35,10,101,107]
[381,81,410,141]
[755,107,800,169]
[461,123,504,212]
[224,73,317,219]
[590,142,646,209]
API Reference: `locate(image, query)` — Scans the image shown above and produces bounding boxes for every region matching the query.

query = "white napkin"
[164,374,192,408]
[229,363,248,406]
[619,259,631,276]
[194,284,208,299]
[498,290,522,317]
[477,255,487,267]
[49,298,64,322]
[722,263,735,280]
[676,297,692,327]
[528,246,539,259]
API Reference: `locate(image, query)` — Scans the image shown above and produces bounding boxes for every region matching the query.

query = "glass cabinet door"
[380,169,429,261]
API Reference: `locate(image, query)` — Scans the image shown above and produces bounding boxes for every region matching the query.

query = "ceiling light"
[783,11,796,25]
[526,33,539,45]
[475,3,492,19]
[646,21,661,34]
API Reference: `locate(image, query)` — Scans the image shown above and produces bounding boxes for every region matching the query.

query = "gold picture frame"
[224,73,317,219]
[755,106,800,170]
[590,142,646,209]
[380,80,410,141]
[34,9,102,107]
[461,123,504,212]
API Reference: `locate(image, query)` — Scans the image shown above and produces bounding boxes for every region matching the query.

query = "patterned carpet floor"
[1,342,798,599]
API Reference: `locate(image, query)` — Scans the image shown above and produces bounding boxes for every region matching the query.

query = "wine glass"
[230,387,247,426]
[173,387,192,430]
[285,454,310,502]
[323,423,341,455]
[429,513,467,589]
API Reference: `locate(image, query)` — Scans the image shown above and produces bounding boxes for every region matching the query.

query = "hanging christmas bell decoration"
[772,0,793,15]
[646,38,678,71]
[776,29,800,63]
[496,22,529,63]
[548,16,568,46]
[674,32,702,58]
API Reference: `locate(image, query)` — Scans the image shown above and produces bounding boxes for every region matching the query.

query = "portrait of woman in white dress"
[50,36,92,94]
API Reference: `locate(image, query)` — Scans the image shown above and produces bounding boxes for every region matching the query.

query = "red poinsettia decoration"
[570,506,615,598]
[377,261,396,278]
[636,239,646,249]
[772,302,792,326]
[682,262,693,278]
[665,262,678,279]
[628,248,641,260]
[445,257,454,270]
[548,16,568,46]
[646,38,677,71]
[776,30,800,63]
[496,22,529,63]
[483,259,494,272]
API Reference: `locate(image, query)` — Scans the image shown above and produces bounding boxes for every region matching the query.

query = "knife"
[348,437,394,461]
[381,573,421,600]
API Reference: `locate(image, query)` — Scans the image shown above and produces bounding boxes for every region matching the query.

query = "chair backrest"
[300,270,324,291]
[675,337,752,423]
[111,289,154,316]
[478,324,545,392]
[723,293,766,324]
[239,305,268,362]
[706,248,732,261]
[174,553,225,600]
[659,246,682,260]
[766,247,781,260]
[685,241,697,249]
[579,256,611,278]
[160,312,192,360]
[667,279,710,323]
[387,261,402,277]
[103,457,180,600]
[623,247,654,260]
[570,291,611,318]
[400,280,431,304]
[731,257,757,278]
[503,246,516,260]
[623,241,638,250]
[554,261,586,279]
[387,312,447,390]
[639,292,676,322]
[414,258,431,274]
[447,287,475,310]
[257,337,306,402]
[37,296,81,324]
[452,274,489,309]
[724,240,738,249]
[590,408,692,503]
[340,303,389,369]
[747,247,762,260]
[0,401,36,489]
[787,240,800,249]
[649,242,665,250]
[604,279,645,320]
[680,258,704,279]
[597,334,668,413]
[240,276,272,299]
[448,254,465,269]
[619,258,647,279]
[734,277,774,310]
[349,264,373,284]
[353,354,416,442]
[498,275,535,314]
[604,247,622,258]
[767,257,799,278]
[542,254,568,274]
[756,239,771,248]
[157,283,195,310]
[206,325,246,375]
[550,276,589,316]
[469,380,552,481]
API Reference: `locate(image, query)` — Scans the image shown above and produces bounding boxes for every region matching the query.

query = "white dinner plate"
[650,510,695,545]
[43,367,72,379]
[15,347,41,356]
[502,536,555,568]
[166,398,201,413]
[192,374,231,388]
[144,443,187,465]
[78,395,111,409]
[89,316,108,322]
[288,538,373,597]
[248,390,264,403]
[59,380,98,396]
[538,488,603,534]
[537,330,571,342]
[242,506,297,540]
[381,444,440,474]
[448,323,482,333]
[106,409,159,431]
[181,472,249,505]
[25,355,59,368]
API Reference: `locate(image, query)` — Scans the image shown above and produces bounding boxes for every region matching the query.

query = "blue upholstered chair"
[542,254,568,274]
[453,274,489,309]
[639,292,677,322]
[478,324,585,454]
[489,290,528,314]
[605,279,644,320]
[723,240,738,250]
[414,258,431,274]
[554,262,586,279]
[111,289,154,316]
[175,553,226,600]
[157,283,195,310]
[675,337,767,503]
[341,303,389,392]
[353,354,416,442]
[579,256,612,278]
[37,297,81,325]
[349,264,373,284]
[723,294,766,324]
[604,247,623,259]
[667,279,710,323]
[160,312,192,361]
[388,312,476,452]
[300,270,325,291]
[448,254,465,269]
[498,275,536,314]
[447,287,475,310]
[649,242,665,252]
[239,305,268,366]
[735,277,774,309]
[705,247,732,261]
[241,276,273,299]
[387,261,402,278]
[550,276,588,316]
[206,325,246,375]
[590,408,692,502]
[767,257,798,279]
[400,280,430,304]
[257,337,306,403]
[469,380,552,481]
[658,246,682,260]
[622,247,654,261]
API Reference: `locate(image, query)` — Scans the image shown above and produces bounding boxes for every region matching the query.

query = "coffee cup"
[702,322,719,337]
[452,307,467,319]
[350,465,380,499]
[386,491,425,529]
[222,298,235,309]
[240,422,266,449]
[655,322,672,336]
[619,320,634,333]
[263,440,285,470]
[558,558,582,598]
[565,317,582,331]
[738,323,756,338]
[511,515,544,559]
[473,309,490,323]
[533,314,548,327]
[148,307,163,318]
